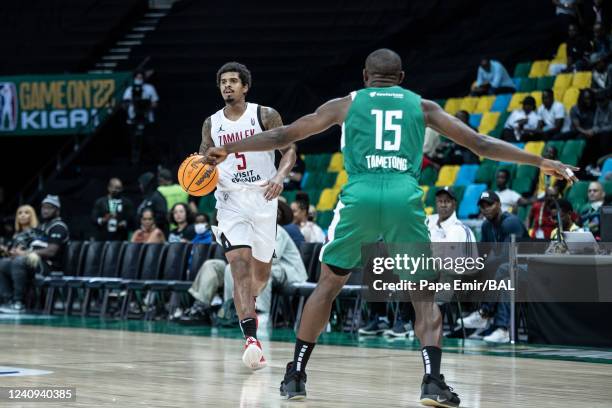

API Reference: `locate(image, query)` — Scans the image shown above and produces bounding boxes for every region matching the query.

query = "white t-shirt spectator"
[299,221,326,243]
[537,101,570,132]
[123,83,159,123]
[504,109,540,140]
[426,212,476,243]
[497,188,522,213]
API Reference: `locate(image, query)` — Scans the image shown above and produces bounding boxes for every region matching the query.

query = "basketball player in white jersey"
[199,62,296,370]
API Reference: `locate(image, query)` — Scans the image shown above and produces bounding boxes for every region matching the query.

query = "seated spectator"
[537,89,569,139]
[0,205,39,257]
[192,213,213,244]
[591,54,609,91]
[591,22,612,62]
[579,181,606,239]
[278,199,305,248]
[438,111,480,164]
[582,92,612,165]
[423,127,442,159]
[291,192,325,243]
[528,185,561,239]
[471,58,515,96]
[549,199,580,239]
[158,167,188,210]
[0,195,69,313]
[136,172,168,234]
[91,178,134,241]
[495,169,529,213]
[564,23,591,72]
[131,209,165,243]
[557,88,596,140]
[168,203,196,243]
[283,144,305,191]
[553,0,579,30]
[502,96,540,142]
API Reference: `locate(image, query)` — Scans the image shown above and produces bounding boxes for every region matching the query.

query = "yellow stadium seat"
[459,96,479,113]
[327,152,344,172]
[435,165,460,186]
[420,186,429,203]
[553,73,573,90]
[530,91,542,107]
[334,170,348,189]
[478,111,500,134]
[572,71,592,89]
[316,188,340,211]
[555,43,567,62]
[525,141,545,156]
[424,206,434,215]
[474,95,496,114]
[507,92,529,111]
[562,87,580,111]
[444,98,463,115]
[528,60,551,78]
[553,87,567,103]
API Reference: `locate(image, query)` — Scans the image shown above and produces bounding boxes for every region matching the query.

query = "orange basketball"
[178,154,218,196]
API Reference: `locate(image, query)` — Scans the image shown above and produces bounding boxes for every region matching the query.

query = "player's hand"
[203,147,228,165]
[540,159,579,185]
[263,174,284,200]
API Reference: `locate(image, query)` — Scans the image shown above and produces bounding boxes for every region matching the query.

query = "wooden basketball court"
[1,319,611,407]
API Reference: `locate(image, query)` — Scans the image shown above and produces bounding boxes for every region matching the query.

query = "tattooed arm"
[261,106,296,200]
[199,116,213,155]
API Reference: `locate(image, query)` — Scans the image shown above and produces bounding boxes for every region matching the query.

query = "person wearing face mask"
[192,213,213,244]
[91,178,134,241]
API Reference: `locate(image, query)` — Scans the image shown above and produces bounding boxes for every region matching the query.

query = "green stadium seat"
[489,111,510,138]
[513,62,532,78]
[317,211,335,230]
[424,186,439,207]
[433,99,446,107]
[512,165,539,195]
[496,163,517,181]
[475,159,498,186]
[603,181,612,196]
[302,171,336,189]
[303,189,322,206]
[197,194,217,216]
[281,190,298,204]
[419,166,438,186]
[536,76,555,91]
[516,204,532,223]
[304,154,331,172]
[559,139,586,167]
[566,181,590,211]
[544,140,566,157]
[518,77,537,92]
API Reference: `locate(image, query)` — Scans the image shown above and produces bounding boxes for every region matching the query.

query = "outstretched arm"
[422,99,579,183]
[204,96,351,164]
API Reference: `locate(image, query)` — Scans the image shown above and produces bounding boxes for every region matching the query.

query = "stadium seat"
[528,60,550,78]
[530,91,543,107]
[507,92,529,111]
[475,159,498,186]
[198,194,217,217]
[497,163,517,180]
[121,244,165,319]
[525,141,546,156]
[424,207,434,215]
[303,171,337,189]
[188,244,210,281]
[536,76,555,91]
[317,211,334,230]
[433,99,447,107]
[599,158,612,181]
[444,98,463,115]
[553,73,573,90]
[517,204,532,223]
[553,87,567,103]
[490,111,510,138]
[334,170,348,188]
[316,188,340,211]
[474,95,496,114]
[304,154,331,172]
[491,94,512,112]
[424,187,439,207]
[327,152,344,172]
[460,97,479,113]
[562,87,580,111]
[518,77,537,92]
[419,166,438,186]
[304,189,322,205]
[572,72,592,89]
[603,181,612,197]
[420,185,429,203]
[555,43,567,62]
[458,184,488,219]
[282,190,298,204]
[545,140,566,157]
[513,62,532,78]
[435,165,460,186]
[468,113,482,128]
[64,241,106,315]
[454,164,479,186]
[513,77,522,90]
[566,181,590,212]
[512,165,539,195]
[559,139,586,166]
[478,112,500,134]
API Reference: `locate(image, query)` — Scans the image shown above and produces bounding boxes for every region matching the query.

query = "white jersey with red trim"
[210,103,276,192]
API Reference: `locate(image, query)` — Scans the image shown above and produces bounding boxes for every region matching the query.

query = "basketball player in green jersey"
[204,49,578,407]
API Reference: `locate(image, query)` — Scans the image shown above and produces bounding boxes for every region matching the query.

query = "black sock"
[240,317,257,339]
[421,346,442,379]
[293,338,316,373]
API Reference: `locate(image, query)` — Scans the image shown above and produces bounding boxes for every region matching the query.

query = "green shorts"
[320,173,432,277]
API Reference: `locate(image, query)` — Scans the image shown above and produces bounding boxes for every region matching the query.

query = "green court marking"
[1,315,611,364]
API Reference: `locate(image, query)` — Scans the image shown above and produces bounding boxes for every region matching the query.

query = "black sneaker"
[419,374,460,407]
[177,302,212,326]
[358,317,390,335]
[279,362,307,400]
[384,317,410,337]
[0,301,25,314]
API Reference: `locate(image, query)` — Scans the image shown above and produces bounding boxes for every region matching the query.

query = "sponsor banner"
[0,72,130,135]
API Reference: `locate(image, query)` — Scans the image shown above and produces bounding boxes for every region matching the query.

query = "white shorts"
[213,189,277,263]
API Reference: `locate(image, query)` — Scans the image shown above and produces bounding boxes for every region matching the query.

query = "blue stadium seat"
[600,158,612,181]
[454,164,479,186]
[458,183,487,219]
[468,113,482,129]
[491,94,512,112]
[512,143,525,150]
[512,78,521,90]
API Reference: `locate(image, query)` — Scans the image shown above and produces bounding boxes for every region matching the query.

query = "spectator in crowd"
[0,205,39,258]
[537,89,569,139]
[91,178,134,241]
[278,199,305,248]
[423,127,442,160]
[553,0,580,29]
[583,0,611,29]
[582,92,612,165]
[131,209,165,244]
[168,203,196,243]
[283,144,305,191]
[591,54,609,91]
[0,195,69,313]
[471,58,516,96]
[192,213,213,244]
[123,70,159,164]
[528,185,562,239]
[136,172,168,233]
[564,23,592,72]
[438,111,480,164]
[591,22,612,61]
[579,181,606,238]
[179,202,307,325]
[502,96,540,142]
[550,198,580,239]
[465,191,528,343]
[427,187,477,243]
[495,169,529,213]
[561,88,596,140]
[290,192,325,243]
[157,167,188,211]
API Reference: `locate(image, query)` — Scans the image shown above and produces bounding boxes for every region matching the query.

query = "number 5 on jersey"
[371,109,402,151]
[235,152,247,170]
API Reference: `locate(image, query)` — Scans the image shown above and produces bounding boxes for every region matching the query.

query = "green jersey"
[341,86,425,179]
